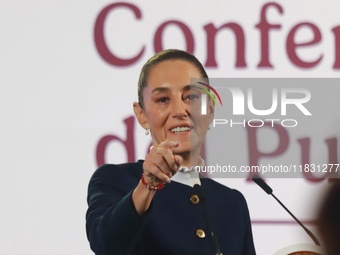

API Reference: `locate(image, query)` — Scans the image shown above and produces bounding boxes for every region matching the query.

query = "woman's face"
[134,59,214,156]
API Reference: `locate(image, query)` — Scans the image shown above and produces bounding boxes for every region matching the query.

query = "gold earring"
[145,129,150,135]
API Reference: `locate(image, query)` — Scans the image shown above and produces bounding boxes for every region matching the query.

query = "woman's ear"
[133,102,149,129]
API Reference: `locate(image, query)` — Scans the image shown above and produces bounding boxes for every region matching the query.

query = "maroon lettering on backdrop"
[204,23,246,68]
[96,116,135,166]
[286,23,322,68]
[94,2,145,66]
[255,2,283,68]
[297,137,338,182]
[246,122,338,182]
[154,21,194,54]
[94,1,340,69]
[332,26,340,68]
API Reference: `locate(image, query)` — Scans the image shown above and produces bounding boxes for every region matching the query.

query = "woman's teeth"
[171,127,190,134]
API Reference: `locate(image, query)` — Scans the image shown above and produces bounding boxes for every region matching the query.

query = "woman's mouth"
[170,126,191,134]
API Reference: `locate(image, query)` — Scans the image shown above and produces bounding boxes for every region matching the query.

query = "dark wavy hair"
[137,49,208,108]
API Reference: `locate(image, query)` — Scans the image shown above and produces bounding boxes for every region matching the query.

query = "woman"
[86,49,256,255]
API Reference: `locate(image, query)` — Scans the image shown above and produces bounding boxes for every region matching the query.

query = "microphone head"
[252,175,273,195]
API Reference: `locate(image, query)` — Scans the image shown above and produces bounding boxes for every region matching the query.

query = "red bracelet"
[141,174,165,191]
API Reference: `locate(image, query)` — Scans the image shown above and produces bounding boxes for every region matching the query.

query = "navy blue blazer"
[86,161,256,255]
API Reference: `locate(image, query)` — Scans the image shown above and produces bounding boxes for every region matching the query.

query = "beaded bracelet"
[141,174,165,191]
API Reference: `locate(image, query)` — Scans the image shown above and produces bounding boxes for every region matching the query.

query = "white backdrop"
[1,0,340,254]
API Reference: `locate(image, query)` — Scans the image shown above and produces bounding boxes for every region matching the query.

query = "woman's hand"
[132,140,183,214]
[143,140,183,186]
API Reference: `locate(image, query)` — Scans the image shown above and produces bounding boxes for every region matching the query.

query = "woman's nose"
[171,99,189,119]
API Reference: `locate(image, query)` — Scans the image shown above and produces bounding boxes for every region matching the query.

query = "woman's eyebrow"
[151,85,194,93]
[183,84,198,91]
[187,84,204,91]
[151,87,170,93]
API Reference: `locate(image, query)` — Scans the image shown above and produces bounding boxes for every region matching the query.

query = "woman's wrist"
[140,174,165,191]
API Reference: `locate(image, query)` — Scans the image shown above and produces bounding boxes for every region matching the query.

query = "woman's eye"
[185,94,200,101]
[156,97,170,104]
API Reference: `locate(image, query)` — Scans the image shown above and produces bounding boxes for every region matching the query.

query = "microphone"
[193,184,223,255]
[252,175,320,246]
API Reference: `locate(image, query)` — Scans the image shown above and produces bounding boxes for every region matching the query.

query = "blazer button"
[190,194,200,204]
[196,229,205,238]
